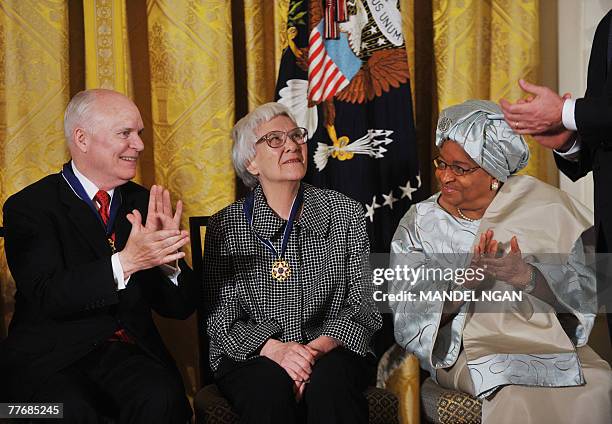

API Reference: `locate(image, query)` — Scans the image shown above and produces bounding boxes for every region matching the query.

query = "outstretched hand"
[474,231,532,288]
[118,185,188,278]
[145,185,183,231]
[500,79,566,135]
[118,209,189,278]
[532,128,576,151]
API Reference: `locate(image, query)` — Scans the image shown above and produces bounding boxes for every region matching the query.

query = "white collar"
[71,161,115,202]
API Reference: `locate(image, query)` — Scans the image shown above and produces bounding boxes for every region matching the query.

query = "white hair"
[232,102,297,188]
[63,89,103,144]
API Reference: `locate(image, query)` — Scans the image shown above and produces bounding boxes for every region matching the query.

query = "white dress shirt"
[554,99,581,161]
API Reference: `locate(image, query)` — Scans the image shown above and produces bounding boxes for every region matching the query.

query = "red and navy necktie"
[94,190,133,344]
[94,190,116,252]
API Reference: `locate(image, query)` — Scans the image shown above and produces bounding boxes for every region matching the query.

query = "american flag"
[307,28,350,102]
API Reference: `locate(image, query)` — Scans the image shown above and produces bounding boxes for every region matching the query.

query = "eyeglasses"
[433,157,480,176]
[256,127,308,148]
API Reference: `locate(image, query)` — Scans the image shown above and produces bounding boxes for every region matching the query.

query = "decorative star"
[377,37,386,46]
[368,26,378,35]
[382,190,398,210]
[361,41,368,51]
[399,179,418,200]
[365,196,381,222]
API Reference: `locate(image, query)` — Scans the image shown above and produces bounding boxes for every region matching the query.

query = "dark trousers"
[596,230,612,344]
[30,341,191,423]
[215,348,372,424]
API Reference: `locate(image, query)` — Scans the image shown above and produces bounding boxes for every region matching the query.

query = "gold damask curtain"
[432,0,552,182]
[403,0,555,190]
[0,0,548,399]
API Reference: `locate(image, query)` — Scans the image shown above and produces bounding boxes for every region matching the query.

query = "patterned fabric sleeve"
[203,212,282,371]
[321,201,383,355]
[390,205,467,379]
[529,234,597,347]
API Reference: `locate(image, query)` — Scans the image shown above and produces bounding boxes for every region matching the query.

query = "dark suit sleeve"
[139,260,198,320]
[555,139,593,181]
[574,10,612,142]
[557,10,612,180]
[118,186,198,320]
[575,98,612,137]
[3,196,119,318]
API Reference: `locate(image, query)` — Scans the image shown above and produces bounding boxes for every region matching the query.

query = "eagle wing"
[336,48,410,104]
[309,0,323,29]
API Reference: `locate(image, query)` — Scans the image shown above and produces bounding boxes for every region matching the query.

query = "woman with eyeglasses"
[391,100,611,423]
[203,102,382,423]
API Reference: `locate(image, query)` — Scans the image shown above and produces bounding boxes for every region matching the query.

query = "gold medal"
[271,259,291,282]
[244,185,303,284]
[108,237,116,253]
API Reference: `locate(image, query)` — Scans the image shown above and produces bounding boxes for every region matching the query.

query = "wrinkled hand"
[260,339,317,383]
[288,337,341,401]
[473,229,499,259]
[293,380,307,402]
[509,92,576,151]
[145,185,183,232]
[475,231,532,288]
[462,230,499,289]
[500,79,566,134]
[532,128,576,151]
[307,336,342,360]
[118,209,189,278]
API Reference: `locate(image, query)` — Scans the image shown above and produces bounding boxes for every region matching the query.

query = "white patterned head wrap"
[435,100,529,182]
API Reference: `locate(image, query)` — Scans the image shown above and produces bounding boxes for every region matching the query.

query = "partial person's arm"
[203,213,283,362]
[111,251,180,290]
[140,259,197,320]
[499,87,593,179]
[529,234,597,347]
[574,9,612,140]
[574,97,612,137]
[121,185,197,319]
[476,233,559,306]
[319,202,383,356]
[3,197,120,318]
[390,207,468,374]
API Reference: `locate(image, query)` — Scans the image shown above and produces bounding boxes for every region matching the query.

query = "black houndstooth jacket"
[203,183,382,372]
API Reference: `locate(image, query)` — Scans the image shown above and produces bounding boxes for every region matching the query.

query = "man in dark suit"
[0,89,197,422]
[500,9,612,340]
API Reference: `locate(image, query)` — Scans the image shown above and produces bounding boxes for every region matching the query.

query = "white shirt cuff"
[159,261,181,286]
[111,253,130,290]
[554,136,581,161]
[562,98,578,131]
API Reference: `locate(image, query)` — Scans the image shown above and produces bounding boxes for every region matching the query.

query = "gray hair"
[63,89,102,144]
[232,102,297,188]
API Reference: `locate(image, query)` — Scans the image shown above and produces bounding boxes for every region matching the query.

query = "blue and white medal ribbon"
[243,184,304,282]
[61,163,121,251]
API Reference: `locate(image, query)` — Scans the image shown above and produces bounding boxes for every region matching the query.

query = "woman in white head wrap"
[390,100,611,424]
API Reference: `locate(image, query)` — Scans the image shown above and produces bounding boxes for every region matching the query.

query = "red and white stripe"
[325,0,338,38]
[307,29,349,103]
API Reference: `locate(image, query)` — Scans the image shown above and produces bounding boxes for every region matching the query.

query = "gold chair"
[377,344,481,424]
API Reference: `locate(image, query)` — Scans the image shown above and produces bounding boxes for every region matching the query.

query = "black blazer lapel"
[59,176,111,258]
